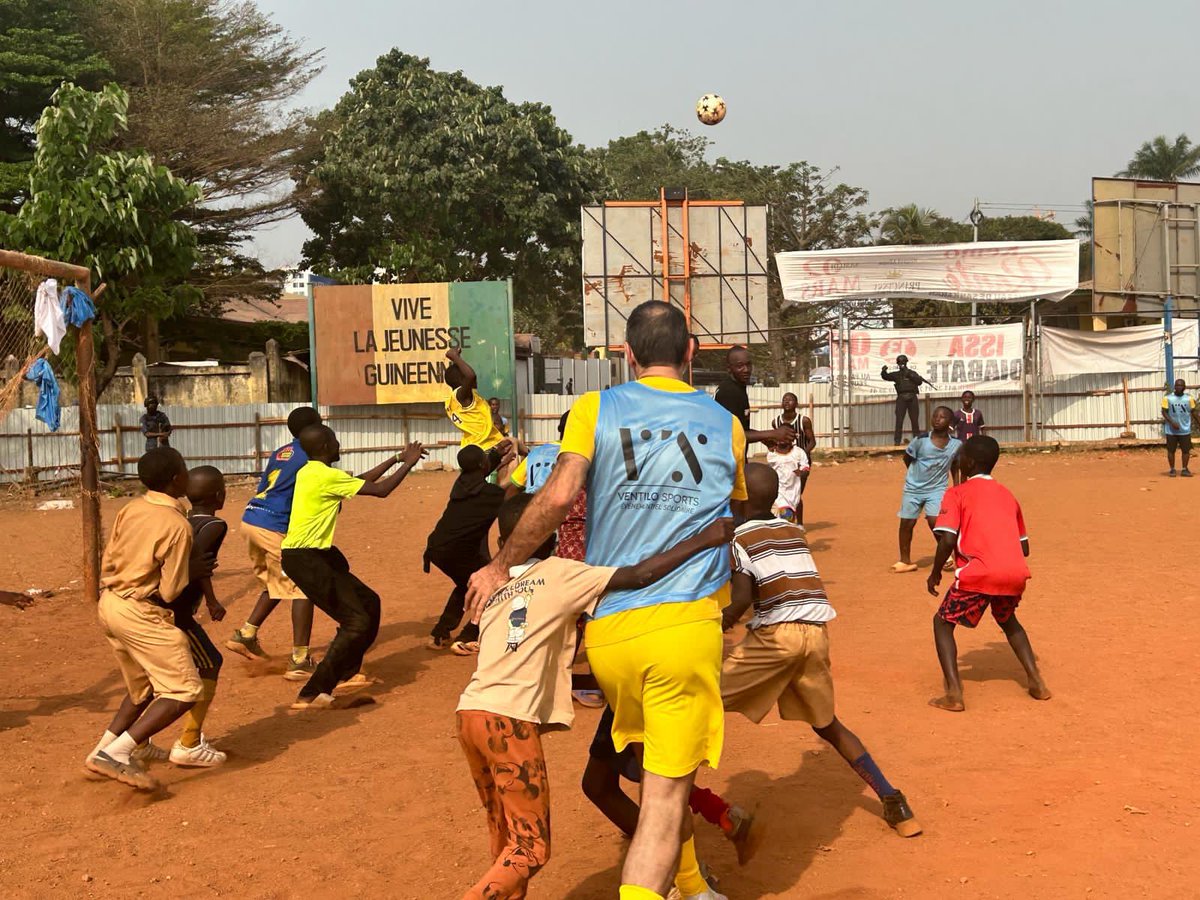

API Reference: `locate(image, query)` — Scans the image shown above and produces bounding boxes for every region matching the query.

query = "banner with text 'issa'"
[311,281,514,406]
[832,323,1025,395]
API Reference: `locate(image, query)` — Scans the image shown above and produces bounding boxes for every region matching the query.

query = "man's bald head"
[299,424,339,461]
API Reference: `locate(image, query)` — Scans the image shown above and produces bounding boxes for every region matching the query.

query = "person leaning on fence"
[1161,378,1195,478]
[881,355,931,445]
[140,395,172,451]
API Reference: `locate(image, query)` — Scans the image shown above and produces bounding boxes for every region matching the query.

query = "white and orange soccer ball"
[696,93,726,126]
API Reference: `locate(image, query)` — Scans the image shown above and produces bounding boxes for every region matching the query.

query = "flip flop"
[890,562,919,574]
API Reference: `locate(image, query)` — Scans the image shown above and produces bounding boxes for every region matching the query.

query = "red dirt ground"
[0,448,1195,899]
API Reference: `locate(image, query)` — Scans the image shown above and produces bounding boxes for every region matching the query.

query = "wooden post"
[1120,376,1136,439]
[25,429,34,485]
[253,412,263,471]
[113,415,124,473]
[77,273,101,603]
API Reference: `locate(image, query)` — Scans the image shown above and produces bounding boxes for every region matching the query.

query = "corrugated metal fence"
[0,374,1175,483]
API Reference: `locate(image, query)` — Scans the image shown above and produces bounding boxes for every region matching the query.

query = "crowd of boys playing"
[81,302,1051,899]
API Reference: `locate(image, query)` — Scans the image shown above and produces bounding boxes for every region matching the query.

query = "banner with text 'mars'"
[312,281,514,406]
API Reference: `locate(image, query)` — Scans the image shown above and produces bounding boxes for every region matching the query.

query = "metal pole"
[970,198,982,326]
[1163,202,1175,388]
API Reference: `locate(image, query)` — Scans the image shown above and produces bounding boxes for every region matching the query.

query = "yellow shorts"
[244,522,306,600]
[97,591,203,704]
[586,607,724,778]
[722,621,835,727]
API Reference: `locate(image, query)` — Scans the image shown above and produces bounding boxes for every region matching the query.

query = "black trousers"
[894,394,920,444]
[281,547,380,699]
[426,547,490,642]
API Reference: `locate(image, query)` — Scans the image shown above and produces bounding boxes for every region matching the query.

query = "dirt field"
[0,447,1194,899]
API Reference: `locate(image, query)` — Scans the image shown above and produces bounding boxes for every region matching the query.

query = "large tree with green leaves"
[0,0,109,211]
[1118,134,1200,182]
[297,50,603,350]
[0,82,200,392]
[80,0,320,356]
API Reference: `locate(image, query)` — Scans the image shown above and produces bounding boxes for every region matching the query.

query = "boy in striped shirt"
[722,463,921,838]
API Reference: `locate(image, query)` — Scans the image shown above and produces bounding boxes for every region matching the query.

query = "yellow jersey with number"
[446,388,505,450]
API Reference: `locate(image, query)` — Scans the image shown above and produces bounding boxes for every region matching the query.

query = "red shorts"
[937,586,1021,628]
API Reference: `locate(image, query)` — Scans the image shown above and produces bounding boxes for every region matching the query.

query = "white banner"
[832,323,1026,395]
[1039,322,1199,377]
[777,240,1080,304]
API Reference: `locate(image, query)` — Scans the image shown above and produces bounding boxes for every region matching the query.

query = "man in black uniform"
[882,354,931,445]
[714,346,796,452]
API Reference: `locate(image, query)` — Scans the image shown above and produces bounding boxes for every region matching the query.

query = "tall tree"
[1117,134,1200,182]
[0,83,201,392]
[80,0,321,357]
[0,0,109,211]
[297,50,603,350]
[878,204,969,245]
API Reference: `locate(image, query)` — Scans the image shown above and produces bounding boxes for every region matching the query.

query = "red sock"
[688,786,732,830]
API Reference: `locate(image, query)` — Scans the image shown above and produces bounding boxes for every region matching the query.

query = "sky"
[250,0,1196,268]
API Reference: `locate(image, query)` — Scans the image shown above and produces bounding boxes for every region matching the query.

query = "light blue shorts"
[898,491,944,520]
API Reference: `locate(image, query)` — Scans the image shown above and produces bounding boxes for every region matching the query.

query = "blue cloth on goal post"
[61,286,96,327]
[24,358,61,432]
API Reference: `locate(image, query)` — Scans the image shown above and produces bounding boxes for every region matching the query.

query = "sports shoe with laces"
[225,630,269,660]
[131,740,169,764]
[170,735,227,767]
[283,654,317,682]
[725,805,765,865]
[85,749,159,790]
[882,790,923,837]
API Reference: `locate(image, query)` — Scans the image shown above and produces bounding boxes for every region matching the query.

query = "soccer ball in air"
[696,94,726,126]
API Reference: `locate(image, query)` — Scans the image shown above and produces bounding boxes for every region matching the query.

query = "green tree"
[1117,134,1200,182]
[80,0,321,357]
[0,0,109,210]
[0,83,201,392]
[878,204,969,245]
[297,50,603,351]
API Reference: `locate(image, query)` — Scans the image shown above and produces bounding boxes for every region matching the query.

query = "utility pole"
[969,198,983,326]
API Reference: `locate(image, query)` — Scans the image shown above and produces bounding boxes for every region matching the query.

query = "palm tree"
[1073,199,1093,238]
[878,204,941,244]
[1117,134,1200,182]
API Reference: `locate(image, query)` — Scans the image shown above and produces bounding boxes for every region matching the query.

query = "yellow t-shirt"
[509,456,528,488]
[446,388,505,450]
[281,461,366,550]
[559,375,746,646]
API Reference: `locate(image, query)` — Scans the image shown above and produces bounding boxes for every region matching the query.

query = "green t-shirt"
[281,461,365,550]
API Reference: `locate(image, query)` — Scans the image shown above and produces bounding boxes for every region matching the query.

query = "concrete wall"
[3,339,310,409]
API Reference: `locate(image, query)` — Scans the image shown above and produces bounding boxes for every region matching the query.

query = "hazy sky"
[250,0,1194,267]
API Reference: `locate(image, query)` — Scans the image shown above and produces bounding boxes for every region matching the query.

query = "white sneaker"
[169,735,227,767]
[667,888,727,900]
[131,740,169,764]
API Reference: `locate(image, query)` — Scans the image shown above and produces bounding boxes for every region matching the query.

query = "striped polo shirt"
[731,517,835,629]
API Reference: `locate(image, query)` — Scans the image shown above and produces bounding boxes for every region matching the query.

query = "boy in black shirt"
[425,444,514,654]
[140,395,172,451]
[167,465,229,767]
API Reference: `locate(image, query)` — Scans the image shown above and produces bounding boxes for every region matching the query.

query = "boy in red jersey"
[927,435,1051,712]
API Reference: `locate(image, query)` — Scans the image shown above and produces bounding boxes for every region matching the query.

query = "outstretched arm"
[606,518,735,592]
[445,347,478,406]
[465,453,589,620]
[357,443,427,497]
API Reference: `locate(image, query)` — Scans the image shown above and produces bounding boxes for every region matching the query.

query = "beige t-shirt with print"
[457,556,616,730]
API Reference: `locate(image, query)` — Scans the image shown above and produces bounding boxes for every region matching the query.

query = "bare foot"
[890,561,919,574]
[1028,682,1052,701]
[928,694,965,712]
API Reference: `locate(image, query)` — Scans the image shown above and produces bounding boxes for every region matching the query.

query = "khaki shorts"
[722,621,835,728]
[244,522,306,600]
[97,590,203,704]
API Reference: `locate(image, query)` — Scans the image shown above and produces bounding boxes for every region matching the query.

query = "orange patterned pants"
[457,711,551,900]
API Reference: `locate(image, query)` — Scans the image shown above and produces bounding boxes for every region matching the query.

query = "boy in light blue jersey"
[892,406,961,574]
[505,411,568,498]
[227,406,321,678]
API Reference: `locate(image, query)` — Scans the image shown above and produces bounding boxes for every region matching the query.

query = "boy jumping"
[281,427,426,709]
[723,463,921,837]
[927,435,1051,711]
[457,493,734,900]
[229,406,322,680]
[892,405,961,574]
[85,448,211,790]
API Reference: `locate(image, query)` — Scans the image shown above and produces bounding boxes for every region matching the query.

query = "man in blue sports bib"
[1161,378,1196,477]
[466,301,746,899]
